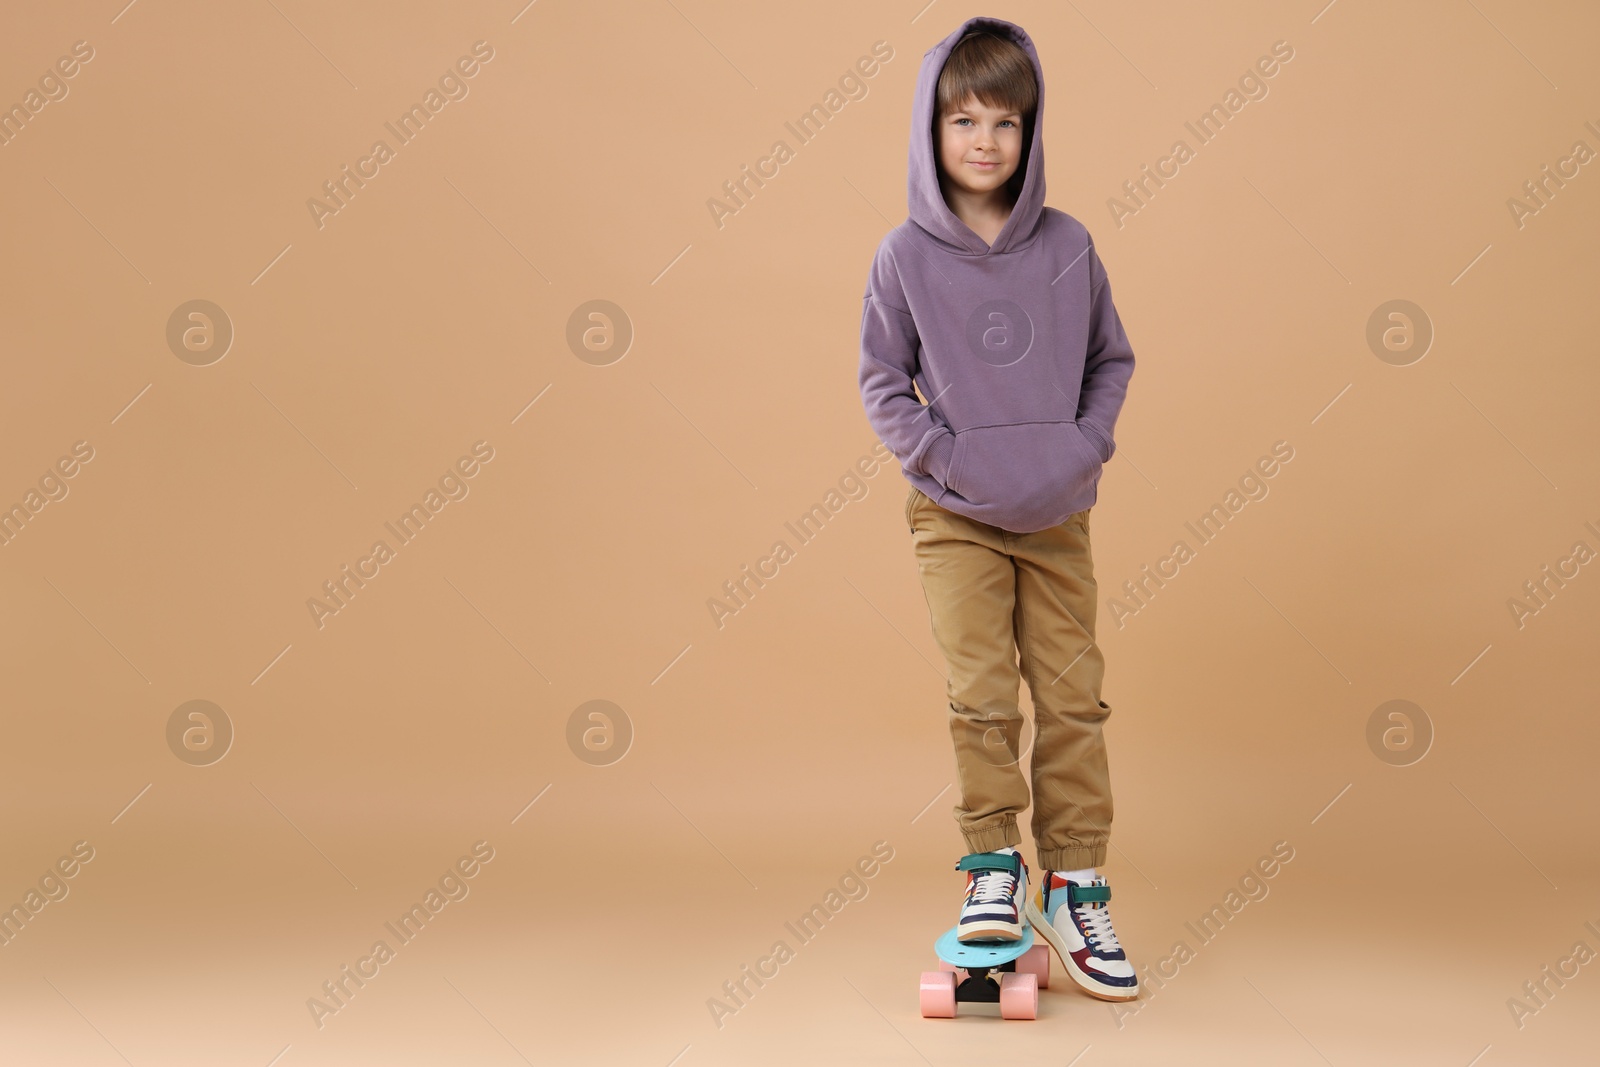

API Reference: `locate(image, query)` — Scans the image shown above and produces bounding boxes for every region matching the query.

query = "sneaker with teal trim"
[1024,871,1138,999]
[954,847,1028,942]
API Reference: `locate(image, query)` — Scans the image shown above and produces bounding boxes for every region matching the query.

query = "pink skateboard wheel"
[999,972,1038,1020]
[919,970,957,1018]
[1016,943,1049,989]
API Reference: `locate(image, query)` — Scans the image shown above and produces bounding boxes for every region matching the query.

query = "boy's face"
[937,95,1024,194]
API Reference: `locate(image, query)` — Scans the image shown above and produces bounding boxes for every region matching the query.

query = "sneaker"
[1024,872,1138,999]
[954,848,1028,942]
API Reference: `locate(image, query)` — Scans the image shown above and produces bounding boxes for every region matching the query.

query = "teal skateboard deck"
[935,923,1035,967]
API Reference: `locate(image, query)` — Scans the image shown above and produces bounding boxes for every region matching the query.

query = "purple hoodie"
[858,16,1135,534]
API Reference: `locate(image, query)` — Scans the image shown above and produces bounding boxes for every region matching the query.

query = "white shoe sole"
[1023,898,1139,1001]
[956,918,1023,942]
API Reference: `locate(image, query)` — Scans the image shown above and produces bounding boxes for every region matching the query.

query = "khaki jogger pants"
[906,485,1113,872]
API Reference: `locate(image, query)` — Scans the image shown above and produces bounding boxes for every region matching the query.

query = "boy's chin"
[945,172,1013,194]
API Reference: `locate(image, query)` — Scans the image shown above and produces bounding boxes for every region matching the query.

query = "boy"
[857,18,1138,1001]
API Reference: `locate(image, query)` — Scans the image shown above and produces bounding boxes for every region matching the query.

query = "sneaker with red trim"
[954,847,1028,942]
[1024,872,1138,999]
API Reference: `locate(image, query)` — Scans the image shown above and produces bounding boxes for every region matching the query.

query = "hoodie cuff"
[920,430,956,485]
[1079,421,1114,463]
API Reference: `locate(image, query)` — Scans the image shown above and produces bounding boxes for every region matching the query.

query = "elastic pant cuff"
[961,821,1021,856]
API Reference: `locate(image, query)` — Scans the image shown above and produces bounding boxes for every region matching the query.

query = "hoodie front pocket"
[946,421,1100,507]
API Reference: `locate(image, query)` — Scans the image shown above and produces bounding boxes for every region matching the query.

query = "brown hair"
[934,31,1037,125]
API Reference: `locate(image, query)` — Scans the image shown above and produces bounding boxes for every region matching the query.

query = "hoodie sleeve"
[1075,236,1135,463]
[858,246,957,485]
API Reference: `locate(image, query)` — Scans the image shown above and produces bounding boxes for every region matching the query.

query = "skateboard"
[918,923,1050,1019]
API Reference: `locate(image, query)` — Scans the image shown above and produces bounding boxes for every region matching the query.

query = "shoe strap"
[1066,883,1111,904]
[955,852,1022,875]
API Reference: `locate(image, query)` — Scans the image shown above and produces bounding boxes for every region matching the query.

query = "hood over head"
[907,17,1046,256]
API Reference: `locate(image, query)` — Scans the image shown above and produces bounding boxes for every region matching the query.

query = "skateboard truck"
[949,942,1022,1004]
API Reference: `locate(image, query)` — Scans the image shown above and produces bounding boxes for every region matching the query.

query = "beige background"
[2,0,1597,1063]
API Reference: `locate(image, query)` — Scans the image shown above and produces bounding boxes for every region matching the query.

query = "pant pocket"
[905,485,919,533]
[1054,508,1090,536]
